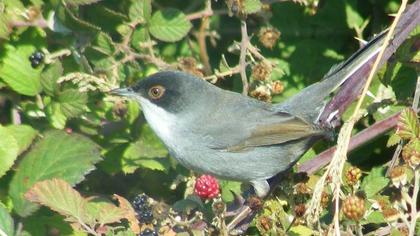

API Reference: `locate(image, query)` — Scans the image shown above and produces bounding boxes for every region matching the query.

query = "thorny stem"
[204,66,241,83]
[409,169,419,236]
[226,206,252,232]
[197,0,213,75]
[356,222,363,236]
[239,20,249,95]
[186,1,213,20]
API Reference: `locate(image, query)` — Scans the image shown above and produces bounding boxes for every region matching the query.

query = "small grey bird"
[113,32,385,197]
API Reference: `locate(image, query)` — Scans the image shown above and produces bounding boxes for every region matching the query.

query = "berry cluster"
[28,51,44,68]
[342,195,365,221]
[194,175,220,199]
[345,166,362,186]
[132,194,154,224]
[139,228,158,236]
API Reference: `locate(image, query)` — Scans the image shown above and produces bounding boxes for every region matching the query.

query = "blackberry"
[132,194,154,224]
[132,194,149,211]
[139,228,158,236]
[136,206,153,224]
[28,51,44,68]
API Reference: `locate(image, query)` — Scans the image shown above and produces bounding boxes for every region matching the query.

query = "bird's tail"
[277,30,387,122]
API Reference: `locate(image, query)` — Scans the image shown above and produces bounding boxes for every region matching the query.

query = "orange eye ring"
[148,85,165,99]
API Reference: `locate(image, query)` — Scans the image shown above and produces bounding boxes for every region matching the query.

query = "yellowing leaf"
[25,178,88,223]
[396,108,420,140]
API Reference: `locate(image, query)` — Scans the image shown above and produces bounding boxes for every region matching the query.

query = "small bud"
[258,27,281,49]
[251,61,272,81]
[212,199,226,215]
[270,80,284,95]
[342,195,365,221]
[250,85,272,102]
[401,138,420,168]
[389,166,407,188]
[321,191,330,209]
[177,57,204,78]
[382,207,399,222]
[294,203,306,217]
[345,166,362,186]
[293,183,311,196]
[258,216,272,231]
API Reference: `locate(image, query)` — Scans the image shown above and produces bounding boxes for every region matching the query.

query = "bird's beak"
[110,87,135,97]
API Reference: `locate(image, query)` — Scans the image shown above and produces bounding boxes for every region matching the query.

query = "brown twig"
[197,8,212,75]
[239,20,249,95]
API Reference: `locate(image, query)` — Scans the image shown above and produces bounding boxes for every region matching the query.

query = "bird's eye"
[148,85,165,99]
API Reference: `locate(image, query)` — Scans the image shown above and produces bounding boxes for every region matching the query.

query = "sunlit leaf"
[0,204,14,236]
[149,8,192,42]
[0,126,19,178]
[0,45,42,96]
[10,130,101,216]
[361,167,389,198]
[6,124,38,155]
[396,108,420,140]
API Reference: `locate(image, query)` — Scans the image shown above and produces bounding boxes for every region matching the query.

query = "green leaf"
[361,167,389,198]
[122,124,169,173]
[25,178,88,224]
[219,180,242,202]
[92,32,115,55]
[6,125,38,155]
[57,89,88,118]
[40,62,63,96]
[45,100,68,129]
[0,204,14,236]
[85,200,125,225]
[149,8,192,42]
[9,130,101,217]
[364,211,385,224]
[0,125,19,178]
[289,225,313,236]
[0,14,11,40]
[172,195,204,213]
[0,44,42,96]
[345,0,364,29]
[396,108,420,140]
[387,133,401,147]
[129,0,152,21]
[63,0,102,6]
[244,0,262,14]
[55,2,101,32]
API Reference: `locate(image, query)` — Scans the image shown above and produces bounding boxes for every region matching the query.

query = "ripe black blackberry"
[28,51,44,68]
[139,228,158,236]
[137,205,153,224]
[132,194,149,211]
[132,194,154,224]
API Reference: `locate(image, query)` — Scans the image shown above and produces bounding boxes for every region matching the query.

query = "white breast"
[139,98,177,145]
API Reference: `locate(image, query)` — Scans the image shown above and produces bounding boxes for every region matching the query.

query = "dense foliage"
[0,0,419,235]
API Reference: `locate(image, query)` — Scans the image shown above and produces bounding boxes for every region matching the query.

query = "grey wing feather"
[277,30,387,122]
[196,102,323,152]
